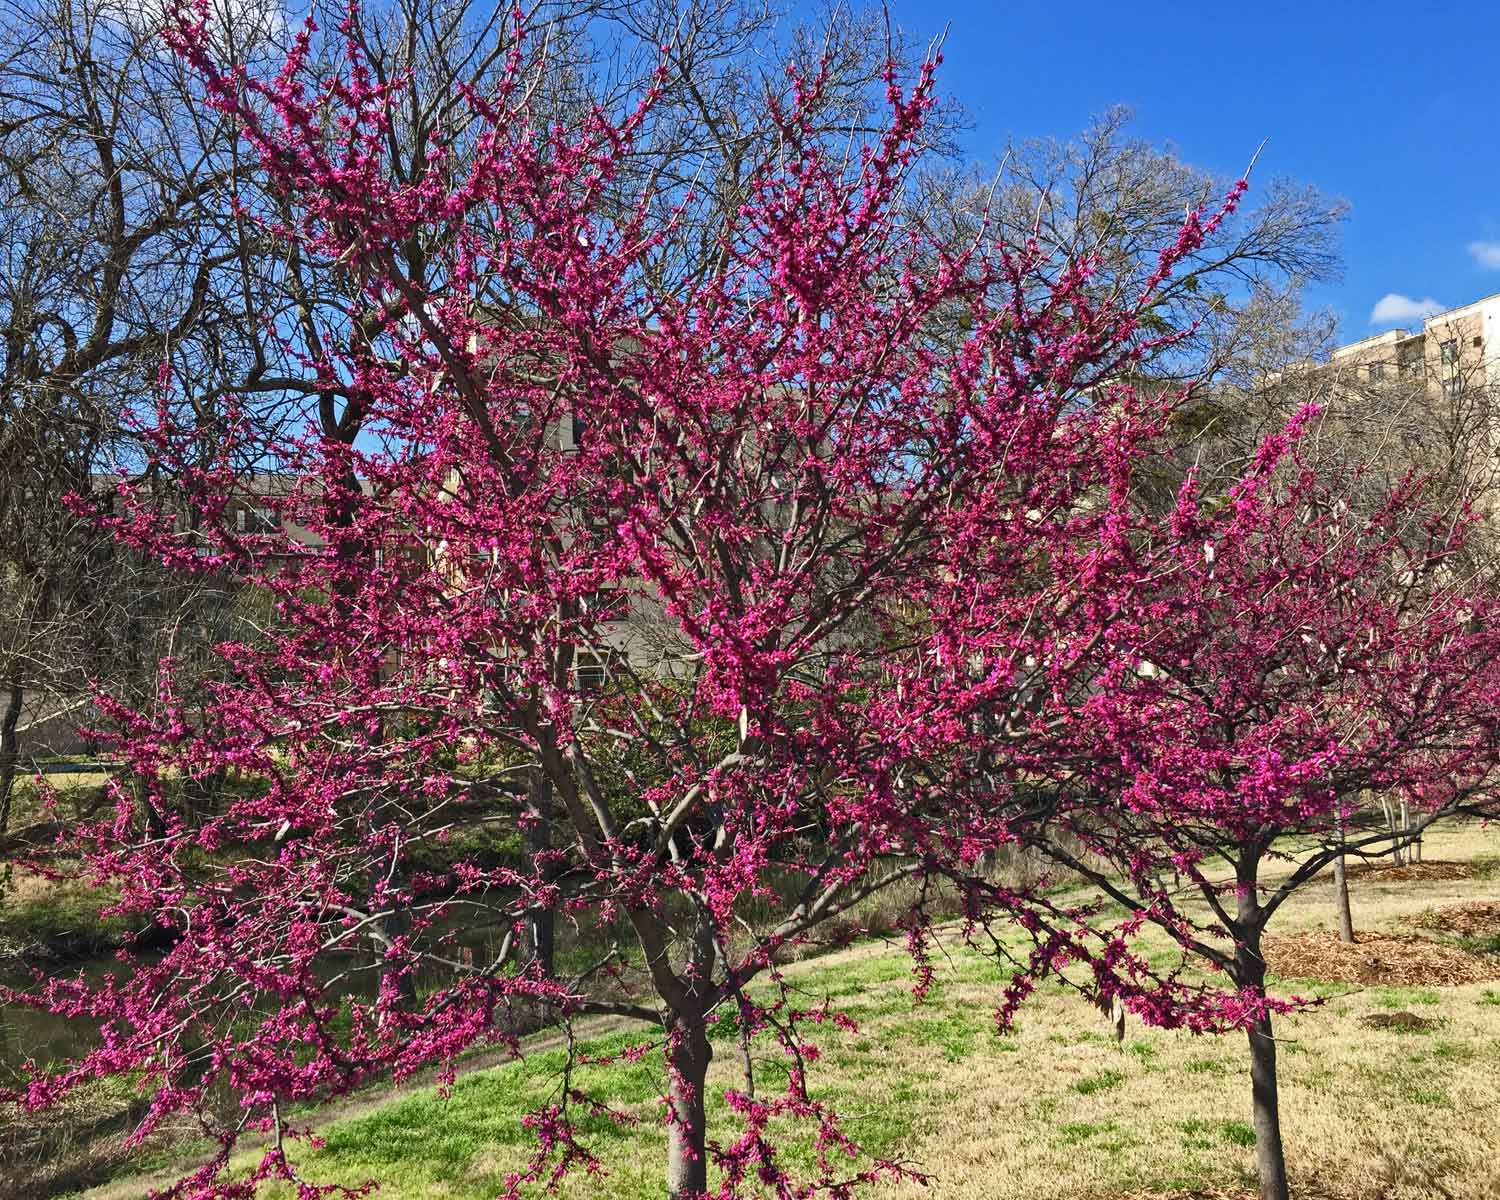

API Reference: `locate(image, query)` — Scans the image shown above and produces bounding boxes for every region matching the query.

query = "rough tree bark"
[660,904,721,1199]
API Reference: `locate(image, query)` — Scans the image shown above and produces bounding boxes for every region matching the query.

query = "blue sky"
[876,0,1500,339]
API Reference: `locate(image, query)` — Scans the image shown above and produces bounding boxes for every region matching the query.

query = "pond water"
[0,863,920,1079]
[0,912,631,1079]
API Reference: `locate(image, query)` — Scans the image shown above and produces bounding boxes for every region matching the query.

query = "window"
[574,651,610,693]
[581,587,625,621]
[1440,339,1462,401]
[1368,362,1385,383]
[235,505,276,533]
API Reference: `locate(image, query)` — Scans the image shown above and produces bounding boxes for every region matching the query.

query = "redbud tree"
[2,4,1279,1198]
[995,416,1500,1200]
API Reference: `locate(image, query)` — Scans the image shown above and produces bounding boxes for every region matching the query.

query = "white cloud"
[1468,241,1500,270]
[1370,293,1445,326]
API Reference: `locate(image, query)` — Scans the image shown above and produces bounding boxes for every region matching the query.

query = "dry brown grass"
[69,822,1500,1200]
[860,963,1500,1198]
[868,820,1500,1200]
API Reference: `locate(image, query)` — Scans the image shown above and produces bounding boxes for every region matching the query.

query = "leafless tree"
[0,0,291,834]
[914,107,1346,378]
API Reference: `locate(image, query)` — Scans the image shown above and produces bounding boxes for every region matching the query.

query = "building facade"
[1329,293,1500,398]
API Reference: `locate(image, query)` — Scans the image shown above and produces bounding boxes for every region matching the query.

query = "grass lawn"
[68,822,1500,1200]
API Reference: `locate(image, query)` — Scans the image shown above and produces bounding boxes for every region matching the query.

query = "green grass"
[1057,1119,1118,1146]
[1177,1117,1217,1151]
[886,1009,980,1063]
[1428,1041,1475,1063]
[1265,974,1358,999]
[240,1019,921,1200]
[1372,987,1443,1008]
[1072,1069,1125,1096]
[51,820,1500,1200]
[1054,1119,1137,1152]
[1375,1017,1444,1036]
[1176,1118,1254,1150]
[1456,932,1500,956]
[264,1033,655,1198]
[0,876,136,960]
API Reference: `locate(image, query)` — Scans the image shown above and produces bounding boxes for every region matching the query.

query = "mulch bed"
[1403,900,1500,937]
[1263,929,1500,986]
[1342,859,1478,883]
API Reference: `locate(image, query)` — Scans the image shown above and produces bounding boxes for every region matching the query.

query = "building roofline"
[1422,292,1500,329]
[1331,292,1500,359]
[1330,328,1410,359]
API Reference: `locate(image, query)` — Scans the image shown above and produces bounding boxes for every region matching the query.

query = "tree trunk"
[1398,797,1418,864]
[1332,811,1355,943]
[1332,853,1356,943]
[136,770,166,840]
[666,1018,712,1200]
[1381,795,1404,865]
[1236,861,1289,1200]
[1236,940,1290,1200]
[0,677,22,837]
[526,767,555,977]
[1245,1006,1290,1200]
[372,878,415,1020]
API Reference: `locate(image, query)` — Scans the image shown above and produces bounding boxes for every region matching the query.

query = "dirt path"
[75,1011,646,1200]
[77,935,908,1200]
